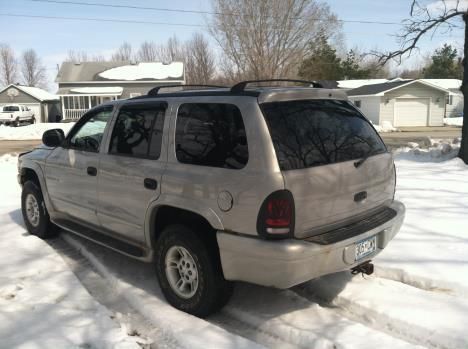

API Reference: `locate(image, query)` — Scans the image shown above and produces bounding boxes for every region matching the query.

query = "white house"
[347,79,449,127]
[420,79,462,118]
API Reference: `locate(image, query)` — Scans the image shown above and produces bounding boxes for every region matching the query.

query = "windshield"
[2,106,20,112]
[261,99,387,170]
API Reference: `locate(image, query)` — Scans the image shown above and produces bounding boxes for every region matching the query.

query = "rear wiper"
[354,153,373,168]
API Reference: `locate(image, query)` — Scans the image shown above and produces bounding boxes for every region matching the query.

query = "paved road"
[0,140,42,155]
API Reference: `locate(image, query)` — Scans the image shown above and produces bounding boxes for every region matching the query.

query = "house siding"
[445,92,463,118]
[349,96,381,124]
[0,86,40,104]
[379,82,446,126]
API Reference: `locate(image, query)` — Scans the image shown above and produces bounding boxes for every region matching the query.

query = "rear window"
[261,100,386,170]
[3,106,19,112]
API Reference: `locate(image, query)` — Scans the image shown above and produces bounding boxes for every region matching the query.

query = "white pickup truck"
[0,104,36,126]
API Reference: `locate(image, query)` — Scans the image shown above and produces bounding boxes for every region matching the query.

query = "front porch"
[59,87,124,120]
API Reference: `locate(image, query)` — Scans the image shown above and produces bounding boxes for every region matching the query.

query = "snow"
[420,79,461,91]
[99,62,184,81]
[70,86,124,95]
[0,122,75,140]
[372,121,398,133]
[1,140,468,348]
[0,154,143,349]
[0,84,59,101]
[338,79,388,89]
[444,117,463,126]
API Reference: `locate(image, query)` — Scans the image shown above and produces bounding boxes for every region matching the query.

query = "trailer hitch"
[351,261,374,276]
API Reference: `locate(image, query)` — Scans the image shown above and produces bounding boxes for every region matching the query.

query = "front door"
[45,107,113,226]
[97,102,167,243]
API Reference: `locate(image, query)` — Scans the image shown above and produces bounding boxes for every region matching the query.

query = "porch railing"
[63,109,89,120]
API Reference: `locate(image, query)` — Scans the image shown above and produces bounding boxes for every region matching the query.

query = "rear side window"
[109,103,166,159]
[175,103,248,169]
[261,100,386,170]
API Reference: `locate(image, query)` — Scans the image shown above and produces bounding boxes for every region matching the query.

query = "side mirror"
[42,129,65,147]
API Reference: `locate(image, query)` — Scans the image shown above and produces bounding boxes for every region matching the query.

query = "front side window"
[69,108,113,152]
[3,106,19,112]
[109,104,166,158]
[261,99,386,170]
[175,103,248,169]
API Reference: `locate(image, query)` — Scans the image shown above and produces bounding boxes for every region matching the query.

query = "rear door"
[261,99,395,238]
[96,101,168,244]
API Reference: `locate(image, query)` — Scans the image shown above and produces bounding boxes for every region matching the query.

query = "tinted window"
[261,100,386,170]
[69,108,113,152]
[3,106,19,112]
[110,105,165,158]
[176,103,248,169]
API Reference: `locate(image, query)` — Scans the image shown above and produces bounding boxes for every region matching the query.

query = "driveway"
[380,126,461,149]
[0,140,42,155]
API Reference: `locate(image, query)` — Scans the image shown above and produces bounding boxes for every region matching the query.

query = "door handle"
[87,166,97,176]
[144,178,158,190]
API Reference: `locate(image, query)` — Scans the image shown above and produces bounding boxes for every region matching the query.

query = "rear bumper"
[217,200,405,289]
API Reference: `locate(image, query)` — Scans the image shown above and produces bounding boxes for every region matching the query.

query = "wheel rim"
[165,245,199,299]
[25,194,40,227]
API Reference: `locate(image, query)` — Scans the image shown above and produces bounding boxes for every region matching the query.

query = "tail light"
[257,190,295,239]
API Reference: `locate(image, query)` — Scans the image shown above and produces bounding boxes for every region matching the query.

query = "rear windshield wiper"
[354,152,373,168]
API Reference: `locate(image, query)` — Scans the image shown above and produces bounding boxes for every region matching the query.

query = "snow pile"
[70,86,123,94]
[0,122,75,140]
[99,62,184,81]
[394,138,460,162]
[372,121,398,133]
[444,117,463,127]
[0,155,143,349]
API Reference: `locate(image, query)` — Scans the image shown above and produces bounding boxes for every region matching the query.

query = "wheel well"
[21,168,40,188]
[151,206,218,250]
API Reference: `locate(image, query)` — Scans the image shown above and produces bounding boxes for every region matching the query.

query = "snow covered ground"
[0,122,75,141]
[0,142,467,349]
[444,117,463,127]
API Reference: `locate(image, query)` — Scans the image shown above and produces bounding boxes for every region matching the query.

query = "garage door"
[394,98,429,127]
[27,104,42,123]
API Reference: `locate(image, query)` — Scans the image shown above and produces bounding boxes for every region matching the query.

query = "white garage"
[394,98,430,127]
[348,80,449,128]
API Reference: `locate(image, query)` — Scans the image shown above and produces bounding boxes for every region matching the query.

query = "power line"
[26,0,404,25]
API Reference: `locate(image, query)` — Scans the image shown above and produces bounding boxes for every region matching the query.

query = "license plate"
[355,236,376,260]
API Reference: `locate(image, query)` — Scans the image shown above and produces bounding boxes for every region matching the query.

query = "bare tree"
[0,44,18,86]
[156,36,185,62]
[21,49,47,88]
[208,0,341,80]
[374,0,468,164]
[67,50,89,63]
[138,41,158,62]
[112,42,134,61]
[185,33,216,84]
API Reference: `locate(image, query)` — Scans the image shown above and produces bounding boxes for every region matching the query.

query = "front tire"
[155,225,233,317]
[21,181,59,239]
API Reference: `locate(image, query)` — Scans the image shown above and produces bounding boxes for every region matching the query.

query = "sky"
[0,0,465,91]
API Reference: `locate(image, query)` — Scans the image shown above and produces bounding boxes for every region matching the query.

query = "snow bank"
[0,155,143,349]
[99,62,184,81]
[0,122,75,140]
[394,138,460,162]
[372,121,398,133]
[444,117,463,127]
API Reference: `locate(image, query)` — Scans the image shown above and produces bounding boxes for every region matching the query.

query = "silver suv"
[18,80,405,317]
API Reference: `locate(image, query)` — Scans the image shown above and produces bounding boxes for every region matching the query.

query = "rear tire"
[155,224,233,317]
[21,181,59,239]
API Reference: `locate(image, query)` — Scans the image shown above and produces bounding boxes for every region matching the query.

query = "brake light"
[257,190,295,239]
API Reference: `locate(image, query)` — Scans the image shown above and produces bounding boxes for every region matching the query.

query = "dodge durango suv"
[18,80,405,317]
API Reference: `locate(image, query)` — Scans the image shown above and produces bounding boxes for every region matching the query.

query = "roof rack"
[230,79,323,93]
[147,84,226,96]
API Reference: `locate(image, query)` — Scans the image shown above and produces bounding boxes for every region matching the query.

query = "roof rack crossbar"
[230,79,322,93]
[148,84,226,96]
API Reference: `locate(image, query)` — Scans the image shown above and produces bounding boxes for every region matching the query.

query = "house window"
[354,100,362,108]
[446,95,453,105]
[130,93,142,98]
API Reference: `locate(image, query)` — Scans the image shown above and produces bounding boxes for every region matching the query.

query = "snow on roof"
[420,79,461,90]
[98,62,184,81]
[337,79,389,89]
[0,84,59,101]
[69,86,123,95]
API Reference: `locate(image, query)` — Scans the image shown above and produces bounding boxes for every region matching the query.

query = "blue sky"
[0,0,464,89]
